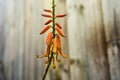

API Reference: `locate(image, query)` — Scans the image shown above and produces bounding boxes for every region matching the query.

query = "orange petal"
[46,32,53,45]
[56,34,62,48]
[45,20,52,25]
[40,25,51,34]
[46,45,51,54]
[56,54,61,62]
[55,23,62,29]
[44,9,52,12]
[56,14,66,18]
[53,37,57,53]
[52,56,56,69]
[58,50,68,58]
[41,14,51,18]
[56,27,65,37]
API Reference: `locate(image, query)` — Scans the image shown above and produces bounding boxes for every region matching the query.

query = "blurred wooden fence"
[0,0,120,80]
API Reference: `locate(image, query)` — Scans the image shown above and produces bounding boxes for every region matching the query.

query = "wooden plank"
[0,0,4,59]
[102,0,120,80]
[33,0,46,80]
[3,0,20,80]
[23,0,46,80]
[66,0,89,80]
[85,0,110,80]
[14,0,24,80]
[55,0,69,80]
[23,0,35,80]
[0,1,5,80]
[67,0,112,80]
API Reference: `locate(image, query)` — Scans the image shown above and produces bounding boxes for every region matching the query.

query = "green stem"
[42,52,54,80]
[52,0,56,38]
[41,0,56,80]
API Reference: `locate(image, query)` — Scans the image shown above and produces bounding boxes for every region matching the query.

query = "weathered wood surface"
[0,0,6,80]
[67,0,88,80]
[85,0,110,80]
[2,0,45,80]
[67,0,110,80]
[102,0,120,80]
[0,2,5,80]
[0,0,120,80]
[67,0,120,80]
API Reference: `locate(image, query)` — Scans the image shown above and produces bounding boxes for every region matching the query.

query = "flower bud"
[40,25,51,34]
[56,27,65,37]
[44,9,52,12]
[56,14,66,18]
[41,14,51,18]
[45,20,52,25]
[55,23,62,29]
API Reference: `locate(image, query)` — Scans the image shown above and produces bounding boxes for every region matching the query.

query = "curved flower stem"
[42,0,56,80]
[42,52,54,80]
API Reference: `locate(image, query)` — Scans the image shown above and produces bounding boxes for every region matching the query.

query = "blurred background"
[0,0,120,80]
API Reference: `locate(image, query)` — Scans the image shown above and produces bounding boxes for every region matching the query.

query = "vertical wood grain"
[1,0,120,80]
[67,0,88,80]
[102,0,120,80]
[56,0,69,80]
[0,0,6,79]
[85,0,110,80]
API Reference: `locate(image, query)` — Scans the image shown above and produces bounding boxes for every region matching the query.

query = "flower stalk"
[37,0,67,80]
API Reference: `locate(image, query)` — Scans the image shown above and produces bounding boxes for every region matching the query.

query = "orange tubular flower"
[56,27,65,37]
[55,23,62,29]
[56,34,61,48]
[46,32,53,45]
[58,50,68,58]
[44,9,52,12]
[56,14,66,18]
[53,37,57,53]
[36,44,51,58]
[38,0,67,73]
[40,25,51,34]
[56,34,67,58]
[45,20,52,25]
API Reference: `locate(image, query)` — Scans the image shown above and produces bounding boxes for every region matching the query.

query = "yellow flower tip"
[57,59,61,62]
[53,64,56,69]
[56,54,61,62]
[53,37,57,53]
[53,48,57,53]
[36,54,47,58]
[59,51,68,58]
[45,59,49,64]
[36,54,41,58]
[53,52,57,54]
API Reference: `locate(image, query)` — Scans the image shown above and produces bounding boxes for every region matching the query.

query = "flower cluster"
[36,2,67,69]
